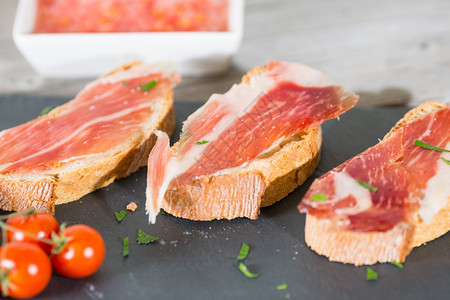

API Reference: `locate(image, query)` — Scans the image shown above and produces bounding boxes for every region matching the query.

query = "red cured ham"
[299,103,450,232]
[146,61,359,223]
[0,64,178,175]
[0,62,179,212]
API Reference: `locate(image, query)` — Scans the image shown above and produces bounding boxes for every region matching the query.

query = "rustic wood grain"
[1,0,449,107]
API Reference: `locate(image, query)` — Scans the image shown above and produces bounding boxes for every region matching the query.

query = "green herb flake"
[121,81,128,86]
[137,229,158,244]
[441,157,450,165]
[357,180,378,192]
[414,140,450,152]
[137,79,157,91]
[366,267,378,280]
[194,140,210,145]
[238,262,259,278]
[114,210,127,222]
[237,243,250,260]
[123,237,129,257]
[276,284,288,290]
[389,261,404,269]
[40,106,54,116]
[310,194,327,202]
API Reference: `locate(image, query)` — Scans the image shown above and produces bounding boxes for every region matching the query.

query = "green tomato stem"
[0,220,55,245]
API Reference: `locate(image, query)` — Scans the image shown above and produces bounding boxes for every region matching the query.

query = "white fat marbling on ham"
[86,61,178,88]
[324,171,373,215]
[265,61,331,87]
[335,173,373,213]
[419,141,450,223]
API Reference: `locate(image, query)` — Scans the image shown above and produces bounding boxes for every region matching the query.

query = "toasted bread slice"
[301,101,449,265]
[0,62,179,213]
[146,61,359,222]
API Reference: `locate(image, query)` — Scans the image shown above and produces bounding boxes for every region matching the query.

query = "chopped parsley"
[137,79,157,91]
[40,106,54,115]
[237,243,250,260]
[389,261,404,268]
[414,140,450,152]
[310,194,327,201]
[121,81,128,86]
[114,210,127,222]
[238,262,259,278]
[276,284,288,290]
[366,267,378,280]
[123,237,129,257]
[137,230,158,244]
[441,157,450,165]
[194,140,210,145]
[357,180,378,192]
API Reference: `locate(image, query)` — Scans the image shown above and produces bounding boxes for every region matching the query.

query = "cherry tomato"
[0,242,52,299]
[6,211,59,254]
[51,224,105,278]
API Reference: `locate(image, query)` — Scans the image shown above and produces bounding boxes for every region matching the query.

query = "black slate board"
[0,95,449,300]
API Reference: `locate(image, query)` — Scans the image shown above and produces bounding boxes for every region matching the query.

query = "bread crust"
[305,215,414,266]
[0,63,175,213]
[0,179,56,212]
[303,101,449,265]
[162,125,322,220]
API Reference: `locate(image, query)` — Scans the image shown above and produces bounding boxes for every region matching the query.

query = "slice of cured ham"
[299,101,450,265]
[146,61,359,223]
[0,62,180,213]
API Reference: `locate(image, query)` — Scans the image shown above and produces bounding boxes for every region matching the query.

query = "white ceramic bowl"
[13,0,244,78]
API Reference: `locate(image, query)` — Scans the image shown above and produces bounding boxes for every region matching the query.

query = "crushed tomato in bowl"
[34,0,229,33]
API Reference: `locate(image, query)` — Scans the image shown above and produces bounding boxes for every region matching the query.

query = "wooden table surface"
[1,0,450,107]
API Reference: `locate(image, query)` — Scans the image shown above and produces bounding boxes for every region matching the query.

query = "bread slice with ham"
[0,62,180,213]
[299,101,449,265]
[146,61,359,223]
